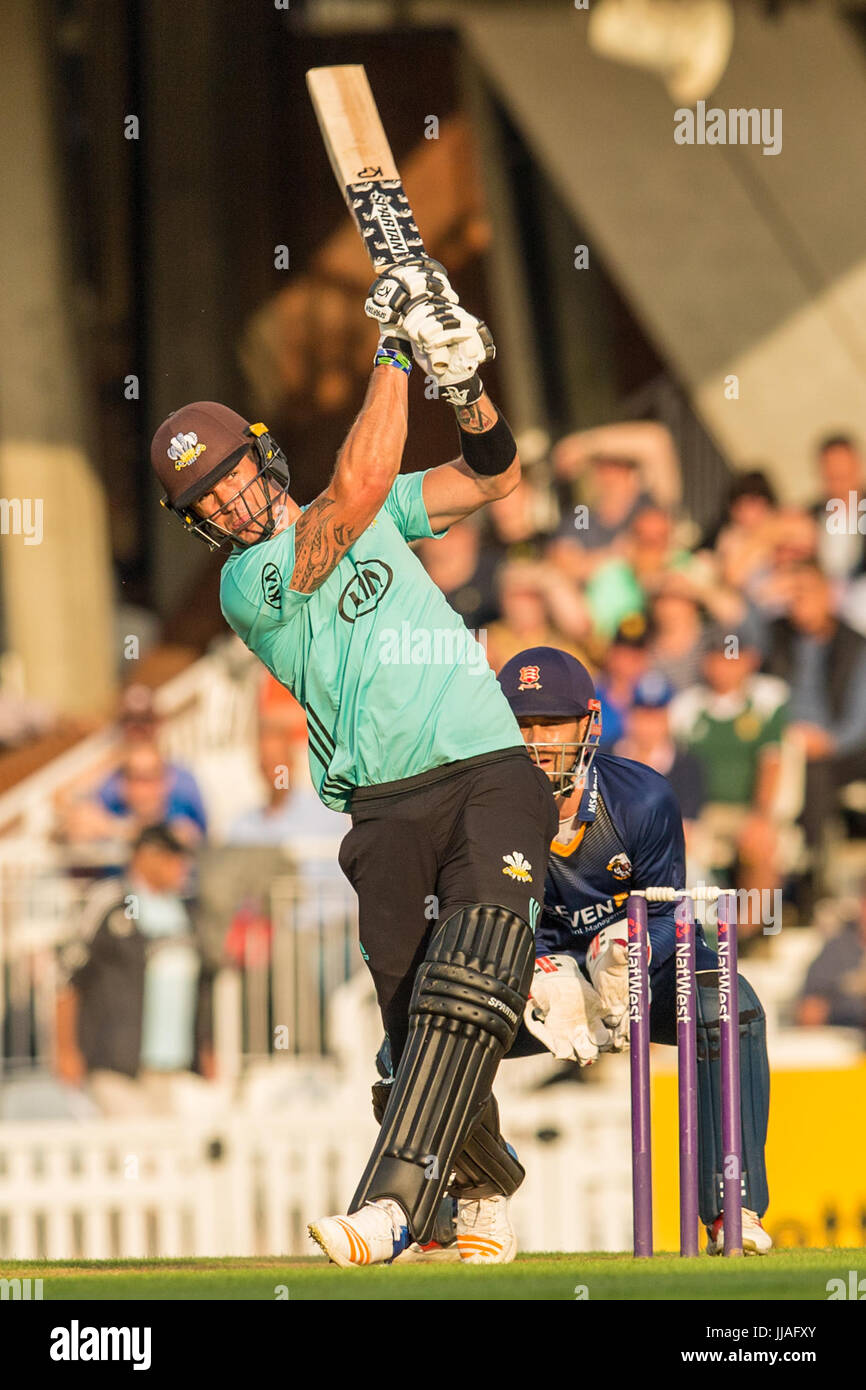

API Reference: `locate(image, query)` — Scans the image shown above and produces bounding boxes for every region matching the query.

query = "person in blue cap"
[494,645,772,1258]
[615,670,705,825]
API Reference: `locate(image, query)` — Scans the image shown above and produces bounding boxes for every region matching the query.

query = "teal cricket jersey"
[220,471,523,810]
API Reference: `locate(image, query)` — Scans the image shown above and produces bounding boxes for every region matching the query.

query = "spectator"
[796,890,866,1030]
[487,472,557,563]
[595,614,652,750]
[55,825,215,1116]
[749,507,819,627]
[764,561,866,855]
[485,560,593,673]
[646,573,709,692]
[61,742,206,850]
[415,515,500,631]
[709,470,780,597]
[614,672,704,826]
[549,453,651,586]
[811,434,866,582]
[670,626,788,925]
[227,712,348,851]
[57,685,208,851]
[553,418,682,523]
[96,687,207,834]
[564,507,715,643]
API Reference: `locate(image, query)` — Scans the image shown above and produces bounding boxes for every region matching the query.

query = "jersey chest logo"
[262,562,282,610]
[338,559,393,621]
[606,852,632,881]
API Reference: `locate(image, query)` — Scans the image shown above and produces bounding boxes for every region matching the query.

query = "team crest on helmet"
[518,665,541,690]
[607,852,632,881]
[167,431,207,470]
[502,850,532,883]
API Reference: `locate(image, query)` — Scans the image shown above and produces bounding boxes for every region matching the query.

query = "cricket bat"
[306,64,449,370]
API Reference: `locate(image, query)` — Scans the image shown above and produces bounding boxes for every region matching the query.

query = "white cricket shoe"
[456,1194,517,1264]
[308,1198,410,1268]
[393,1195,460,1263]
[706,1207,773,1256]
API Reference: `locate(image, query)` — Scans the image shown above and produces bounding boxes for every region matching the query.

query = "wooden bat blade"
[306,64,427,270]
[306,65,399,190]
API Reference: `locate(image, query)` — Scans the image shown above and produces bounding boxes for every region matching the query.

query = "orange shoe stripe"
[335,1217,361,1263]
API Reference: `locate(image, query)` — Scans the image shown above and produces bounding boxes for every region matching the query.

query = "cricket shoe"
[308,1198,410,1268]
[456,1194,517,1264]
[394,1195,460,1264]
[706,1208,773,1256]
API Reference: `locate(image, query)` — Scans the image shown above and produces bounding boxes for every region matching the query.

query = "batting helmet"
[150,401,290,551]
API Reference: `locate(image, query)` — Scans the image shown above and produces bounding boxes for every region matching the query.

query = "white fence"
[0,1079,635,1259]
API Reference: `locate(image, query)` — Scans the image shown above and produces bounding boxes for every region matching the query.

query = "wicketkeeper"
[489,646,771,1258]
[150,263,557,1267]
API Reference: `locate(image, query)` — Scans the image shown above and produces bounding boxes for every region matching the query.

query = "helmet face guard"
[160,423,290,552]
[524,698,602,797]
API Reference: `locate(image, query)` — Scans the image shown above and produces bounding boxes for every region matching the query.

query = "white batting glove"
[364,258,458,327]
[586,923,630,1052]
[524,954,611,1066]
[404,300,495,386]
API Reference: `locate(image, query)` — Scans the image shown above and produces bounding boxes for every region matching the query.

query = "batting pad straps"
[450,1094,525,1199]
[349,902,534,1244]
[371,1085,525,1201]
[458,411,517,477]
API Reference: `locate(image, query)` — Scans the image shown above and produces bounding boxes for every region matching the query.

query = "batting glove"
[586,923,631,1052]
[364,257,457,327]
[524,954,611,1066]
[404,298,495,389]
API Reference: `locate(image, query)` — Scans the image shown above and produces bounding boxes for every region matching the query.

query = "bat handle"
[429,347,451,377]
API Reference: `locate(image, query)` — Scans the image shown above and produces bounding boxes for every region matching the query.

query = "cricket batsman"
[150,263,557,1267]
[491,645,772,1257]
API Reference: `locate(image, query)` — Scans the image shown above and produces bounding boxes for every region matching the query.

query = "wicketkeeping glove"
[586,923,631,1052]
[524,954,611,1065]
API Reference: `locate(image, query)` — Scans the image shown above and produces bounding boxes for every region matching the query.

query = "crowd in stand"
[421,425,866,925]
[34,423,866,1116]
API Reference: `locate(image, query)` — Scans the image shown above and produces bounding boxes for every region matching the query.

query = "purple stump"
[628,894,653,1257]
[717,892,743,1256]
[675,897,699,1257]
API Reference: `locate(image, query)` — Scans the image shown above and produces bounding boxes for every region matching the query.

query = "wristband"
[439,373,484,408]
[373,346,412,374]
[457,410,517,477]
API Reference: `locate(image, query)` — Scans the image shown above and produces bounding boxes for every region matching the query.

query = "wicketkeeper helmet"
[498,645,602,795]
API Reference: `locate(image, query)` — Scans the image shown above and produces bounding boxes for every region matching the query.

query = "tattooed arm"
[421,391,520,532]
[290,367,408,594]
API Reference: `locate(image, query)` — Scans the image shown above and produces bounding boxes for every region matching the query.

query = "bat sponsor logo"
[368,189,411,258]
[486,996,518,1026]
[338,559,393,621]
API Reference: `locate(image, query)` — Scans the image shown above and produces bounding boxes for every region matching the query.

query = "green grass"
[3,1248,865,1300]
